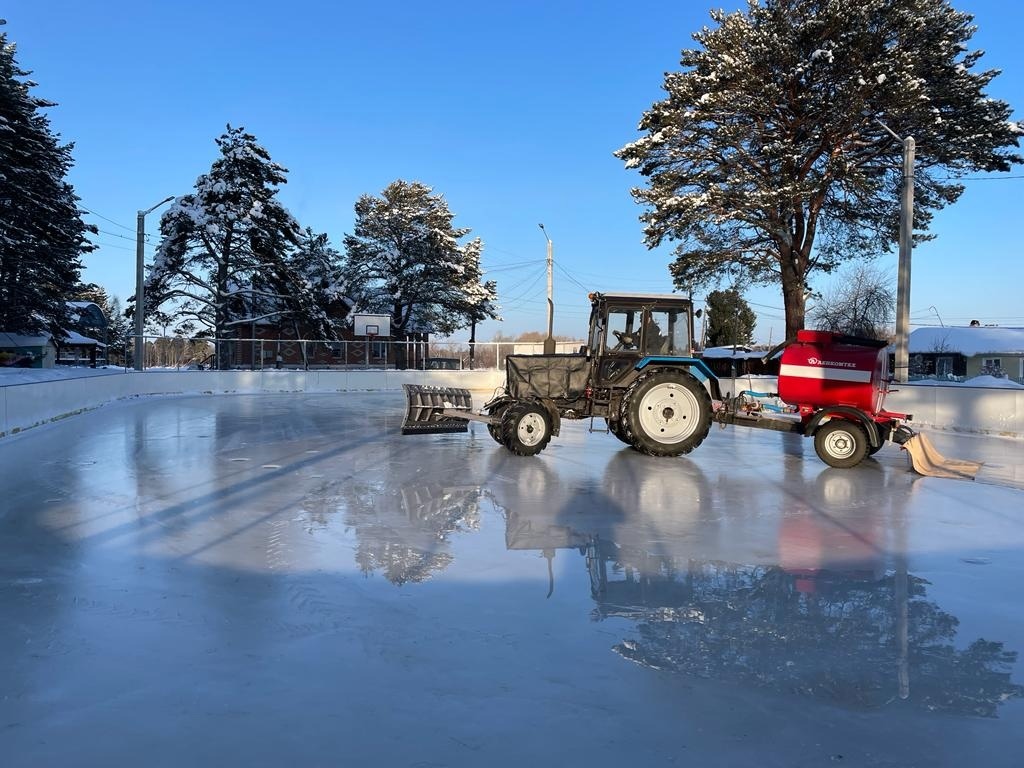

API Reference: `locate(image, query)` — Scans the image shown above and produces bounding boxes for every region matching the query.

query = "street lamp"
[135,195,174,371]
[538,223,554,354]
[875,118,915,383]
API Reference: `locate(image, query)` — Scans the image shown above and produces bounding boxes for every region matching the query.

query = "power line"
[80,205,134,232]
[554,261,590,292]
[935,174,1024,181]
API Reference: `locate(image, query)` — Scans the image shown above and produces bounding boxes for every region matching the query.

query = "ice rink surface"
[2,392,1023,767]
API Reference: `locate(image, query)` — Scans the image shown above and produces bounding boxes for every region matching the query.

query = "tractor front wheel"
[814,420,869,468]
[501,402,553,456]
[620,369,712,457]
[608,419,632,445]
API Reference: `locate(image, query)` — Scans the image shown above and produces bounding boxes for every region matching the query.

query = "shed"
[0,334,58,368]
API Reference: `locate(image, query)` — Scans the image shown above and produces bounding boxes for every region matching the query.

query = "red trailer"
[717,330,979,477]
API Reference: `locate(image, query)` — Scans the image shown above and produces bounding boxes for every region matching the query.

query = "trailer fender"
[804,407,881,448]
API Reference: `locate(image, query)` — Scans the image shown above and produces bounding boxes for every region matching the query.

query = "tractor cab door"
[595,306,644,386]
[642,309,691,357]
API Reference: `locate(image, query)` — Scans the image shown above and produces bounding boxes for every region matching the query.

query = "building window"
[936,356,952,378]
[981,358,1003,376]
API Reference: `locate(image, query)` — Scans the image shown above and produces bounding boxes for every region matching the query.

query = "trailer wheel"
[814,420,868,468]
[501,402,552,456]
[621,369,711,457]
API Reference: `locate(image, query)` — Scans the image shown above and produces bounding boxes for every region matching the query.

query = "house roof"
[909,326,1024,356]
[0,334,56,349]
[0,331,104,348]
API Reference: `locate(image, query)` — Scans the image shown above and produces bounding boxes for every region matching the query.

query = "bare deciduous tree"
[810,265,894,340]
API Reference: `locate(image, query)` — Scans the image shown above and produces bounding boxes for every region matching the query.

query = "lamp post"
[875,119,915,383]
[134,196,174,371]
[538,223,554,354]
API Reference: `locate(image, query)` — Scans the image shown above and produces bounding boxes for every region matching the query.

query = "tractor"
[406,292,718,456]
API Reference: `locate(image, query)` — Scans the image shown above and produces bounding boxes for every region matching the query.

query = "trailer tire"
[501,401,553,456]
[814,420,868,468]
[621,368,711,457]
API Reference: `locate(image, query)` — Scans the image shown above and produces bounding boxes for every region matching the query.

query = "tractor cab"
[586,293,697,386]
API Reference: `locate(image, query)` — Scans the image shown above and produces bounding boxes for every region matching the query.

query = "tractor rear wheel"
[501,402,553,456]
[620,369,711,457]
[814,420,868,468]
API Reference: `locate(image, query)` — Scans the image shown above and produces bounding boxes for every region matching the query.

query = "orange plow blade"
[902,433,983,480]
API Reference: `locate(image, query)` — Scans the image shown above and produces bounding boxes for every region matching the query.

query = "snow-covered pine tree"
[267,228,353,341]
[616,0,1022,340]
[143,126,301,368]
[343,180,497,362]
[0,24,93,337]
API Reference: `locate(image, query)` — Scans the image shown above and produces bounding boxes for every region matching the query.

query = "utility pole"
[134,196,174,371]
[876,120,915,383]
[539,223,554,354]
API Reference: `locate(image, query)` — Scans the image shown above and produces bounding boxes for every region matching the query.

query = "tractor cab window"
[644,310,691,356]
[605,309,639,352]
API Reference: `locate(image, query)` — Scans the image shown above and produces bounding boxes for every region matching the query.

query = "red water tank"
[778,330,890,415]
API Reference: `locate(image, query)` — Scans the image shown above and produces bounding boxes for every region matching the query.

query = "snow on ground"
[913,374,1024,389]
[0,366,128,386]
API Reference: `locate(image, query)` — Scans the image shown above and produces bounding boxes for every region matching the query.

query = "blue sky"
[7,0,1023,343]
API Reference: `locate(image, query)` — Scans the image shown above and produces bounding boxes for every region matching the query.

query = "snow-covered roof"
[67,301,99,309]
[61,330,105,347]
[0,334,55,348]
[1,331,103,348]
[909,327,1024,356]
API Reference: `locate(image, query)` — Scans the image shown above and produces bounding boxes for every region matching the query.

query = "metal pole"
[894,136,915,383]
[134,211,146,371]
[134,196,174,372]
[539,223,554,354]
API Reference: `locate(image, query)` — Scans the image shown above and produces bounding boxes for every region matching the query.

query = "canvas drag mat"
[902,433,983,480]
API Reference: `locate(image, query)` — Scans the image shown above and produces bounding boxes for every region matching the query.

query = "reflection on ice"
[488,452,1023,718]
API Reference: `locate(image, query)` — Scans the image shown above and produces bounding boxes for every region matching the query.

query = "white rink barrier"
[0,371,1020,439]
[0,369,505,438]
[707,376,1022,439]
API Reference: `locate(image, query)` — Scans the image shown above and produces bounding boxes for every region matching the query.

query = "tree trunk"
[778,244,807,341]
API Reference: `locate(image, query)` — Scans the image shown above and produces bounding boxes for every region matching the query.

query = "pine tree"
[143,126,301,368]
[0,24,93,337]
[343,180,499,356]
[268,228,354,340]
[106,296,132,364]
[705,289,757,347]
[616,0,1022,341]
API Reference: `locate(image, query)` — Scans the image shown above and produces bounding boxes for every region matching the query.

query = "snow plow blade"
[401,384,473,435]
[902,432,983,480]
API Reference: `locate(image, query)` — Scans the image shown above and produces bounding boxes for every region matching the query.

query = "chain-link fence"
[129,336,586,372]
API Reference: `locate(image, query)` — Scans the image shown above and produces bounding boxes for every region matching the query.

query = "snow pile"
[910,375,1024,389]
[0,367,127,387]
